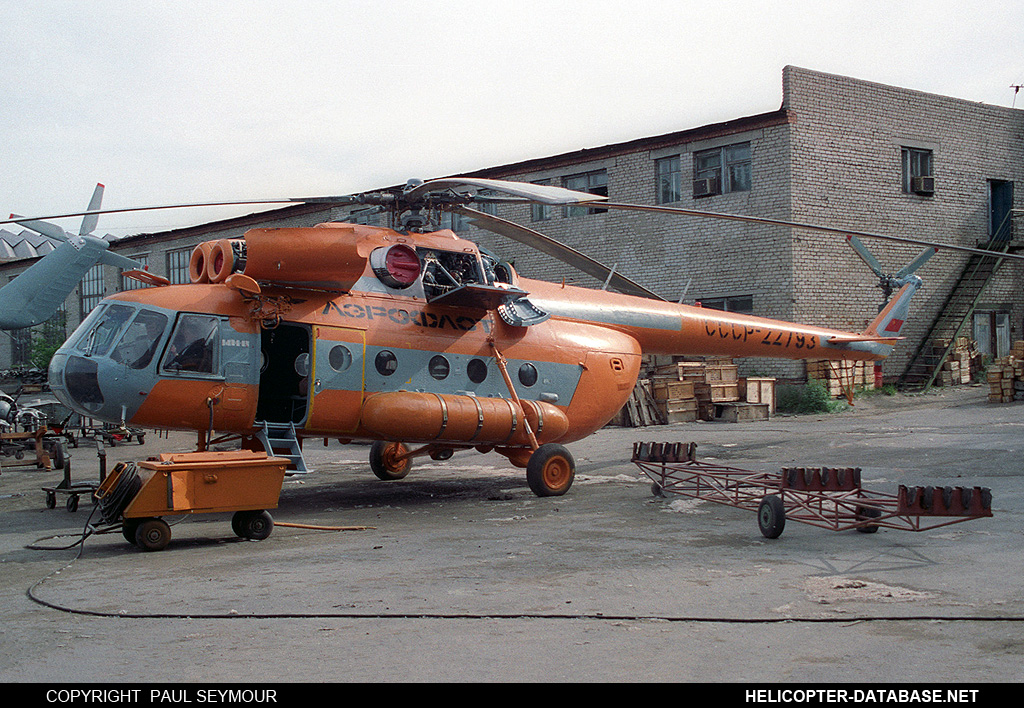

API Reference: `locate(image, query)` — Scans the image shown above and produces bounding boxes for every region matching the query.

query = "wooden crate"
[704,364,739,383]
[716,402,770,423]
[651,378,696,402]
[657,398,698,423]
[743,377,776,413]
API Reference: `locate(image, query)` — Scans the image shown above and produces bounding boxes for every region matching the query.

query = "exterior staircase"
[255,420,310,474]
[899,233,1014,393]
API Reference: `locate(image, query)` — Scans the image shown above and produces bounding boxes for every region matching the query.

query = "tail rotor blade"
[894,246,938,279]
[80,183,105,236]
[846,235,885,278]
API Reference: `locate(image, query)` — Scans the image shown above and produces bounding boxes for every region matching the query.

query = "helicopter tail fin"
[863,270,925,340]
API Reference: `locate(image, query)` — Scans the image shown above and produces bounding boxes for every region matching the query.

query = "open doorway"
[256,323,311,425]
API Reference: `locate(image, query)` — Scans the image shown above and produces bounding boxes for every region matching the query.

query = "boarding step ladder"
[898,229,1017,393]
[255,421,310,474]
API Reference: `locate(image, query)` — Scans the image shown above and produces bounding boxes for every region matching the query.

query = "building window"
[167,248,192,285]
[698,295,754,315]
[477,189,498,216]
[120,254,149,290]
[531,180,552,222]
[901,147,934,195]
[80,264,104,316]
[693,142,751,197]
[656,156,681,204]
[562,170,608,217]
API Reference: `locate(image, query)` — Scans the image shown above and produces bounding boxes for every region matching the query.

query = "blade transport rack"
[632,442,992,538]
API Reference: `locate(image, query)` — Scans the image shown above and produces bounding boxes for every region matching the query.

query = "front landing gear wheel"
[526,443,575,497]
[232,510,274,541]
[135,518,171,551]
[758,495,786,539]
[370,441,412,480]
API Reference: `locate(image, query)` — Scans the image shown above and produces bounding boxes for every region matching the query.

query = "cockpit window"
[76,304,134,357]
[162,314,220,375]
[111,310,169,369]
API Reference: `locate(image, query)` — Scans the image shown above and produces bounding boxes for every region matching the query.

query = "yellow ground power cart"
[94,450,290,551]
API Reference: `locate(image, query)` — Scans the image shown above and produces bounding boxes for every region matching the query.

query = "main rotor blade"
[452,206,664,301]
[409,178,605,206]
[594,201,1024,263]
[0,197,355,227]
[79,183,105,236]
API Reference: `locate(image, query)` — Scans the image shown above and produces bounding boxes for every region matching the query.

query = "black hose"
[95,461,142,525]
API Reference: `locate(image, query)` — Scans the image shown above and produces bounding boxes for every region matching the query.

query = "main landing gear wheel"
[758,495,786,539]
[526,443,575,497]
[232,510,274,541]
[370,441,412,480]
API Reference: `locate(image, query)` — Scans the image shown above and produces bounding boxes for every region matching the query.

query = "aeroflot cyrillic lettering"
[322,302,490,333]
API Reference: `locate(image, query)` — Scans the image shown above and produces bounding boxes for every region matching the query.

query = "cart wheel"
[369,441,412,480]
[66,494,79,513]
[758,495,786,539]
[651,482,665,497]
[526,443,575,497]
[232,510,274,541]
[122,519,140,545]
[135,518,171,551]
[45,491,56,509]
[855,506,881,534]
[137,434,146,445]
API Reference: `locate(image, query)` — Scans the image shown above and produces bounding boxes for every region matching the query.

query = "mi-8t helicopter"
[4,177,1014,497]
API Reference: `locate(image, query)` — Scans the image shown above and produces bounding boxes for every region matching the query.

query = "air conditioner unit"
[692,177,720,198]
[911,176,935,195]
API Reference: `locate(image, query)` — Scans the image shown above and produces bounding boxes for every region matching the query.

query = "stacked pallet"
[935,337,982,387]
[987,342,1024,403]
[806,360,875,398]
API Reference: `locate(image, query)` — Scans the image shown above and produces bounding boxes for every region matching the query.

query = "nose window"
[111,310,168,369]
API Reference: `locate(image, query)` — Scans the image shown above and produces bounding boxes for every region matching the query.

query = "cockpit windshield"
[110,309,169,369]
[75,304,135,357]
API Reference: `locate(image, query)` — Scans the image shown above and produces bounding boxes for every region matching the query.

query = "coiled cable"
[95,461,142,525]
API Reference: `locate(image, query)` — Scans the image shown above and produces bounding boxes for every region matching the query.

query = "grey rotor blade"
[0,196,355,227]
[845,234,885,278]
[409,178,606,206]
[595,201,1024,263]
[894,246,939,279]
[80,183,105,236]
[451,206,664,300]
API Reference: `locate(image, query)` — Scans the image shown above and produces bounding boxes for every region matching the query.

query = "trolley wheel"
[45,491,56,509]
[855,506,881,533]
[232,510,274,541]
[651,482,665,498]
[758,495,786,539]
[122,519,141,545]
[526,443,575,497]
[66,494,79,513]
[369,441,412,481]
[134,518,171,551]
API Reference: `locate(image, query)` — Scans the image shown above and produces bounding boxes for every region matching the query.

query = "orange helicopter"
[14,177,1008,498]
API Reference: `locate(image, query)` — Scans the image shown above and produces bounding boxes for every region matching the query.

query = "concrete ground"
[0,385,1021,683]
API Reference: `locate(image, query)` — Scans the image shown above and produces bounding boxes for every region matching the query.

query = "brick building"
[2,66,1021,382]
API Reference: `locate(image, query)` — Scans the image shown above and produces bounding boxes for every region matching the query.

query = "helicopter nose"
[49,352,105,415]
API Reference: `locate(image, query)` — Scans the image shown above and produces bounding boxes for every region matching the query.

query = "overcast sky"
[2,0,1022,237]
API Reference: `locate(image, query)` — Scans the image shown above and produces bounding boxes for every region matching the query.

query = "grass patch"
[777,380,848,414]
